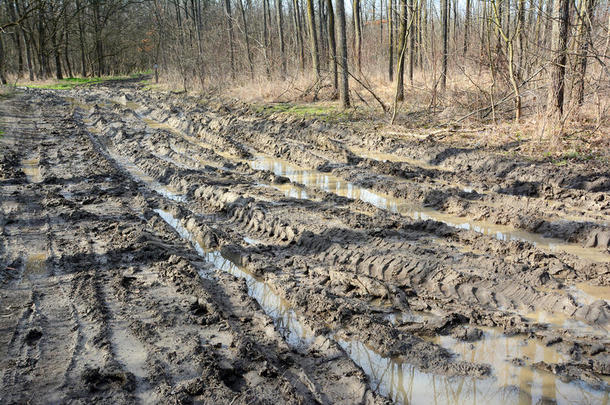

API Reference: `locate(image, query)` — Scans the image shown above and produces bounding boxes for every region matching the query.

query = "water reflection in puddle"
[154,209,314,348]
[432,328,609,404]
[155,207,609,404]
[526,310,607,336]
[250,156,610,263]
[572,283,610,305]
[338,327,609,405]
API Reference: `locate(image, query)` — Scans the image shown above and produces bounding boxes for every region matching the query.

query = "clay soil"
[1,79,609,404]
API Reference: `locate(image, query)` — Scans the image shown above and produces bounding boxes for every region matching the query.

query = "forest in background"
[0,0,608,151]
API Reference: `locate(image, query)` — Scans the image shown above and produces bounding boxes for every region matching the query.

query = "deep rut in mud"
[1,82,609,404]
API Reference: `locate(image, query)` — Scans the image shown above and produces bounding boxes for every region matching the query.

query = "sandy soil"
[1,79,608,404]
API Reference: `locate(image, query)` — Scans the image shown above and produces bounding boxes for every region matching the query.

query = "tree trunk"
[293,0,305,70]
[517,0,525,76]
[63,17,73,78]
[326,0,337,93]
[463,0,470,55]
[353,0,362,71]
[380,0,384,47]
[276,0,287,77]
[336,0,350,107]
[306,0,320,79]
[6,1,24,77]
[223,0,236,79]
[573,0,595,105]
[24,30,35,81]
[547,0,570,116]
[53,31,63,80]
[396,0,407,100]
[237,0,255,79]
[407,0,415,83]
[263,0,271,78]
[318,0,327,67]
[387,0,394,81]
[0,36,7,84]
[440,0,448,90]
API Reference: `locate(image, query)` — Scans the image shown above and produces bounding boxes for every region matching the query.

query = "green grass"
[252,102,351,122]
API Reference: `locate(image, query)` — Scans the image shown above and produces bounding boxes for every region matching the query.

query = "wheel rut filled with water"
[0,83,608,404]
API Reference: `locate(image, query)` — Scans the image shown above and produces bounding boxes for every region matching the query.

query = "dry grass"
[56,64,610,162]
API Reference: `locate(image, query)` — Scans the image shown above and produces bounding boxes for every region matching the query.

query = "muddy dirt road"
[1,80,609,404]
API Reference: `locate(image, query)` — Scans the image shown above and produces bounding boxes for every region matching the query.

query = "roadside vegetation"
[0,0,607,160]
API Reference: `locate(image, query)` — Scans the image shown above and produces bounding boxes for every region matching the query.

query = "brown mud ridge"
[1,81,609,404]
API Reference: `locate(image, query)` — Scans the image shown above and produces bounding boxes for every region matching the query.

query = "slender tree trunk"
[224,0,236,79]
[440,0,448,90]
[0,36,7,84]
[6,1,24,77]
[293,0,305,70]
[318,0,327,67]
[452,0,458,46]
[388,0,394,81]
[76,0,87,77]
[542,0,553,48]
[380,0,384,47]
[353,0,362,71]
[63,18,73,78]
[547,0,570,116]
[263,0,270,78]
[573,0,595,105]
[306,0,320,79]
[407,0,415,83]
[517,0,525,76]
[24,30,35,81]
[237,0,255,79]
[276,0,287,77]
[463,0,470,55]
[53,31,63,80]
[396,0,408,100]
[326,0,337,93]
[93,4,104,76]
[336,0,350,107]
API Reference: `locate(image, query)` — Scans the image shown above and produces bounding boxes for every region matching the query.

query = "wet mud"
[0,82,608,404]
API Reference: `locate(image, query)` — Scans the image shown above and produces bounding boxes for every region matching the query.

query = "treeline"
[0,0,608,119]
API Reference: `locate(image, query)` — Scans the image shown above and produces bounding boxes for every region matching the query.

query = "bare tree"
[336,0,350,107]
[547,0,570,116]
[276,0,287,77]
[573,0,595,105]
[440,0,448,90]
[326,0,338,93]
[306,0,320,80]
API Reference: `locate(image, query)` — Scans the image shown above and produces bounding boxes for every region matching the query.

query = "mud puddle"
[155,206,609,404]
[154,209,315,348]
[526,309,608,335]
[250,156,609,263]
[572,283,610,305]
[337,325,609,405]
[21,157,42,183]
[431,327,609,404]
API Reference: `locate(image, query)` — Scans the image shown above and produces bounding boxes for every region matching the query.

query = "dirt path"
[1,82,609,404]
